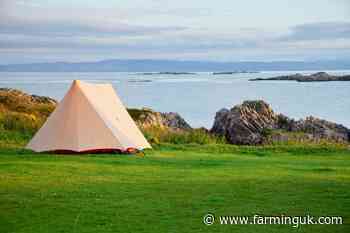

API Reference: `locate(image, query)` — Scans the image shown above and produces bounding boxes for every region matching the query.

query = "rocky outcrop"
[127,108,164,128]
[0,88,57,106]
[277,115,350,142]
[211,100,350,145]
[0,88,57,119]
[127,108,191,130]
[211,101,278,144]
[250,72,350,82]
[0,88,58,133]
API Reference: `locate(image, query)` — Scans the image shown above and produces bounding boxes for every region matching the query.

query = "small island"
[139,72,196,75]
[128,79,152,83]
[249,72,350,82]
[213,71,259,75]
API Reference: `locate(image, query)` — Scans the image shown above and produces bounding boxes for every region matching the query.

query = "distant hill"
[0,59,349,72]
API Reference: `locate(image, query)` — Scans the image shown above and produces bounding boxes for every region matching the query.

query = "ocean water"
[0,70,349,128]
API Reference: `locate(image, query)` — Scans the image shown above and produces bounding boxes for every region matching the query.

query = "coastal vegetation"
[0,88,349,148]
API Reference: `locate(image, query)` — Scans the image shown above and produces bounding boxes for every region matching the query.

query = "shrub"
[0,112,44,135]
[142,127,226,145]
[261,128,273,137]
[32,104,56,117]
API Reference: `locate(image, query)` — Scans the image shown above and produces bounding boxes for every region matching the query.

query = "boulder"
[211,100,278,145]
[210,108,230,136]
[127,108,191,130]
[128,108,165,129]
[161,112,191,130]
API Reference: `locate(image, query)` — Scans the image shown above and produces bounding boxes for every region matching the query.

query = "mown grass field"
[1,143,350,233]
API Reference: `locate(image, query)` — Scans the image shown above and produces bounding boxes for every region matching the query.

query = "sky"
[0,0,350,64]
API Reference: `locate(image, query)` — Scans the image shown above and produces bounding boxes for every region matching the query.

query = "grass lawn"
[0,144,350,233]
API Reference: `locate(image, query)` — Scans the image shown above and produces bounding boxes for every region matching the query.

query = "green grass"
[1,145,350,233]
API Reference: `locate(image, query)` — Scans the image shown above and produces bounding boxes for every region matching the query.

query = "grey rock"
[128,108,191,130]
[293,116,349,142]
[211,108,230,136]
[161,112,192,130]
[211,100,278,145]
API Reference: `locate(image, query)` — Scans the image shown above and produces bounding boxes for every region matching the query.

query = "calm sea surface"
[0,71,349,128]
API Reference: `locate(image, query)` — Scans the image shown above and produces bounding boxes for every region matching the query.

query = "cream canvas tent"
[26,80,151,153]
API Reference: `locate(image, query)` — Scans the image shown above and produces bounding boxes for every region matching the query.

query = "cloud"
[280,21,350,41]
[0,18,186,37]
[0,2,186,37]
[0,1,350,63]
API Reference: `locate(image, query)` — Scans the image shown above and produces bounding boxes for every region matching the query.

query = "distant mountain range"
[0,59,349,72]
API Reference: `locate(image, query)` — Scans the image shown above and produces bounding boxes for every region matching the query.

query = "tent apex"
[73,80,82,85]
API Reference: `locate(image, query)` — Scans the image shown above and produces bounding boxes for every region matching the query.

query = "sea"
[0,70,349,128]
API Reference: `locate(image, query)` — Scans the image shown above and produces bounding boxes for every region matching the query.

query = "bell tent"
[26,80,151,153]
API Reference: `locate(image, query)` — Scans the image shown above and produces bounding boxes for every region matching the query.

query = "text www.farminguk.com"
[203,214,343,228]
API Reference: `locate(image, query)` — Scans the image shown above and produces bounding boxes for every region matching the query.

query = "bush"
[0,112,44,135]
[261,128,273,138]
[32,104,55,117]
[0,129,32,147]
[142,127,226,145]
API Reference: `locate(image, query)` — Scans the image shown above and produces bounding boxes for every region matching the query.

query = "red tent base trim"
[48,147,140,154]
